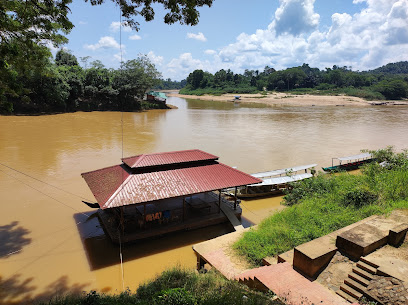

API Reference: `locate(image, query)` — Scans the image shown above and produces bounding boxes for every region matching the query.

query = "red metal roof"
[81,150,261,209]
[121,149,218,169]
[81,165,130,206]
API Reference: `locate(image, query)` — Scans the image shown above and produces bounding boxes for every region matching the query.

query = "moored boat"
[322,153,373,172]
[226,164,317,199]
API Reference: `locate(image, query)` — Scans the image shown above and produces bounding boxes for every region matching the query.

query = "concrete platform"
[336,215,407,259]
[277,249,294,264]
[292,216,377,278]
[193,227,255,279]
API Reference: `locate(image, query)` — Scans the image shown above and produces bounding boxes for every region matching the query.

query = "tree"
[374,79,408,100]
[112,56,161,110]
[55,49,79,66]
[85,0,214,31]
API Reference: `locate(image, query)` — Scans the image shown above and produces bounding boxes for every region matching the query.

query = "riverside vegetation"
[180,62,408,101]
[39,267,282,305]
[234,147,408,265]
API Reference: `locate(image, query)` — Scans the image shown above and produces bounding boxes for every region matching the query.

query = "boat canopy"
[251,164,317,179]
[251,173,313,186]
[336,153,371,162]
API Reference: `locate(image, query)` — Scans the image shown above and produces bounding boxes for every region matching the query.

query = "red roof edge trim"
[81,164,125,177]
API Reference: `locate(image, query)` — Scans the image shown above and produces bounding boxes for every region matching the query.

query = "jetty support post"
[143,203,146,228]
[196,252,206,270]
[218,189,221,214]
[234,187,238,210]
[183,196,185,221]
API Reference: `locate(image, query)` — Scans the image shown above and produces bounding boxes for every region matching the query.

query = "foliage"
[373,79,408,100]
[234,148,408,265]
[1,51,163,114]
[180,63,408,100]
[369,61,408,74]
[38,267,281,305]
[85,0,214,31]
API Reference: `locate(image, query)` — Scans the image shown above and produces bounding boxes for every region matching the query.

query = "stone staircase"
[336,257,379,303]
[236,263,350,305]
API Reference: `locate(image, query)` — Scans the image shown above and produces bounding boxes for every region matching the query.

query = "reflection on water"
[1,98,407,302]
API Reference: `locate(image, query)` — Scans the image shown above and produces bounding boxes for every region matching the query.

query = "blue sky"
[62,0,408,80]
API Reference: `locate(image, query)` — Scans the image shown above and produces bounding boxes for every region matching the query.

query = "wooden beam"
[234,187,238,210]
[183,197,185,221]
[143,203,146,228]
[218,190,221,214]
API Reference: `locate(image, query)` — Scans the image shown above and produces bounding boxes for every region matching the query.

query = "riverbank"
[168,92,408,107]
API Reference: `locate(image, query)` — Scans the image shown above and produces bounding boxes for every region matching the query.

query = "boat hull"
[322,159,374,172]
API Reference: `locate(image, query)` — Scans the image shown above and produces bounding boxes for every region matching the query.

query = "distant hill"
[368,61,408,74]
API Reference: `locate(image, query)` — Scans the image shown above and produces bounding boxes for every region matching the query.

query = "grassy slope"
[234,149,408,265]
[39,267,282,305]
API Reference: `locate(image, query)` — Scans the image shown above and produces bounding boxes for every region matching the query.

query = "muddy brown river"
[1,96,407,303]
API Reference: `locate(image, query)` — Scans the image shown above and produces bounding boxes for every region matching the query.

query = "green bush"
[341,186,378,207]
[155,288,197,305]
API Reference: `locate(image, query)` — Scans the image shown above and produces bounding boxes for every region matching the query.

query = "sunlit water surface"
[1,96,407,303]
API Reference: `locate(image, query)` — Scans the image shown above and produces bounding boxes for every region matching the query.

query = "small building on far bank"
[146,91,167,103]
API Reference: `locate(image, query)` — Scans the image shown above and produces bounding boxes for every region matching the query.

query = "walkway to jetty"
[193,210,408,305]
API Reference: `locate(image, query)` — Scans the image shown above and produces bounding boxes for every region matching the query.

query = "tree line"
[181,62,408,100]
[1,0,213,115]
[0,49,167,114]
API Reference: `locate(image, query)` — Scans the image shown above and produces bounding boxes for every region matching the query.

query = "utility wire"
[0,162,94,202]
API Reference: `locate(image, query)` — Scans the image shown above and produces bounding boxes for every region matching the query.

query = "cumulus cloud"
[110,21,132,32]
[147,51,164,66]
[213,0,408,73]
[186,32,207,42]
[160,0,408,80]
[129,34,142,40]
[273,0,320,36]
[84,36,122,51]
[205,49,217,55]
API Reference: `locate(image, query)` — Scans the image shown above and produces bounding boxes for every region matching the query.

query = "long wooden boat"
[226,164,317,199]
[322,153,373,172]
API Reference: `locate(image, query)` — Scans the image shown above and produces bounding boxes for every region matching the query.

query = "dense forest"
[1,0,213,115]
[180,62,408,101]
[0,48,168,114]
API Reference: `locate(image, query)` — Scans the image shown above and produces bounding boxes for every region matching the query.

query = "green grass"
[39,267,283,305]
[234,148,408,266]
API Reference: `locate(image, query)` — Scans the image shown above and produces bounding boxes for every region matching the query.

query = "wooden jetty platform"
[81,149,260,243]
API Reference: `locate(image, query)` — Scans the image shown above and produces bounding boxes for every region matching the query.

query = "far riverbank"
[168,91,408,107]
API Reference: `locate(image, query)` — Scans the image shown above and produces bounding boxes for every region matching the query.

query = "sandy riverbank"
[167,91,408,107]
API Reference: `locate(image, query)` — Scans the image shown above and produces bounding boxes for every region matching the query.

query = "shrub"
[154,288,197,305]
[341,186,378,207]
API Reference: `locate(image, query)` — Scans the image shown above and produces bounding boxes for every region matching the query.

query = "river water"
[1,96,407,303]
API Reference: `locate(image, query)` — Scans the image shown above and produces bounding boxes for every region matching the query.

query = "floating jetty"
[81,149,260,243]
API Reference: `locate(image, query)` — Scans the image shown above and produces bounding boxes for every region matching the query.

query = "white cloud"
[79,21,87,25]
[205,49,217,55]
[129,34,142,40]
[146,51,164,66]
[273,0,320,36]
[84,36,123,51]
[186,32,207,42]
[161,0,408,80]
[109,21,132,32]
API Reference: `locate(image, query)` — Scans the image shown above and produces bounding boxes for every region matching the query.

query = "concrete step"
[336,289,358,304]
[344,278,367,294]
[359,257,379,269]
[352,266,374,281]
[356,261,377,274]
[348,272,370,287]
[340,283,363,300]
